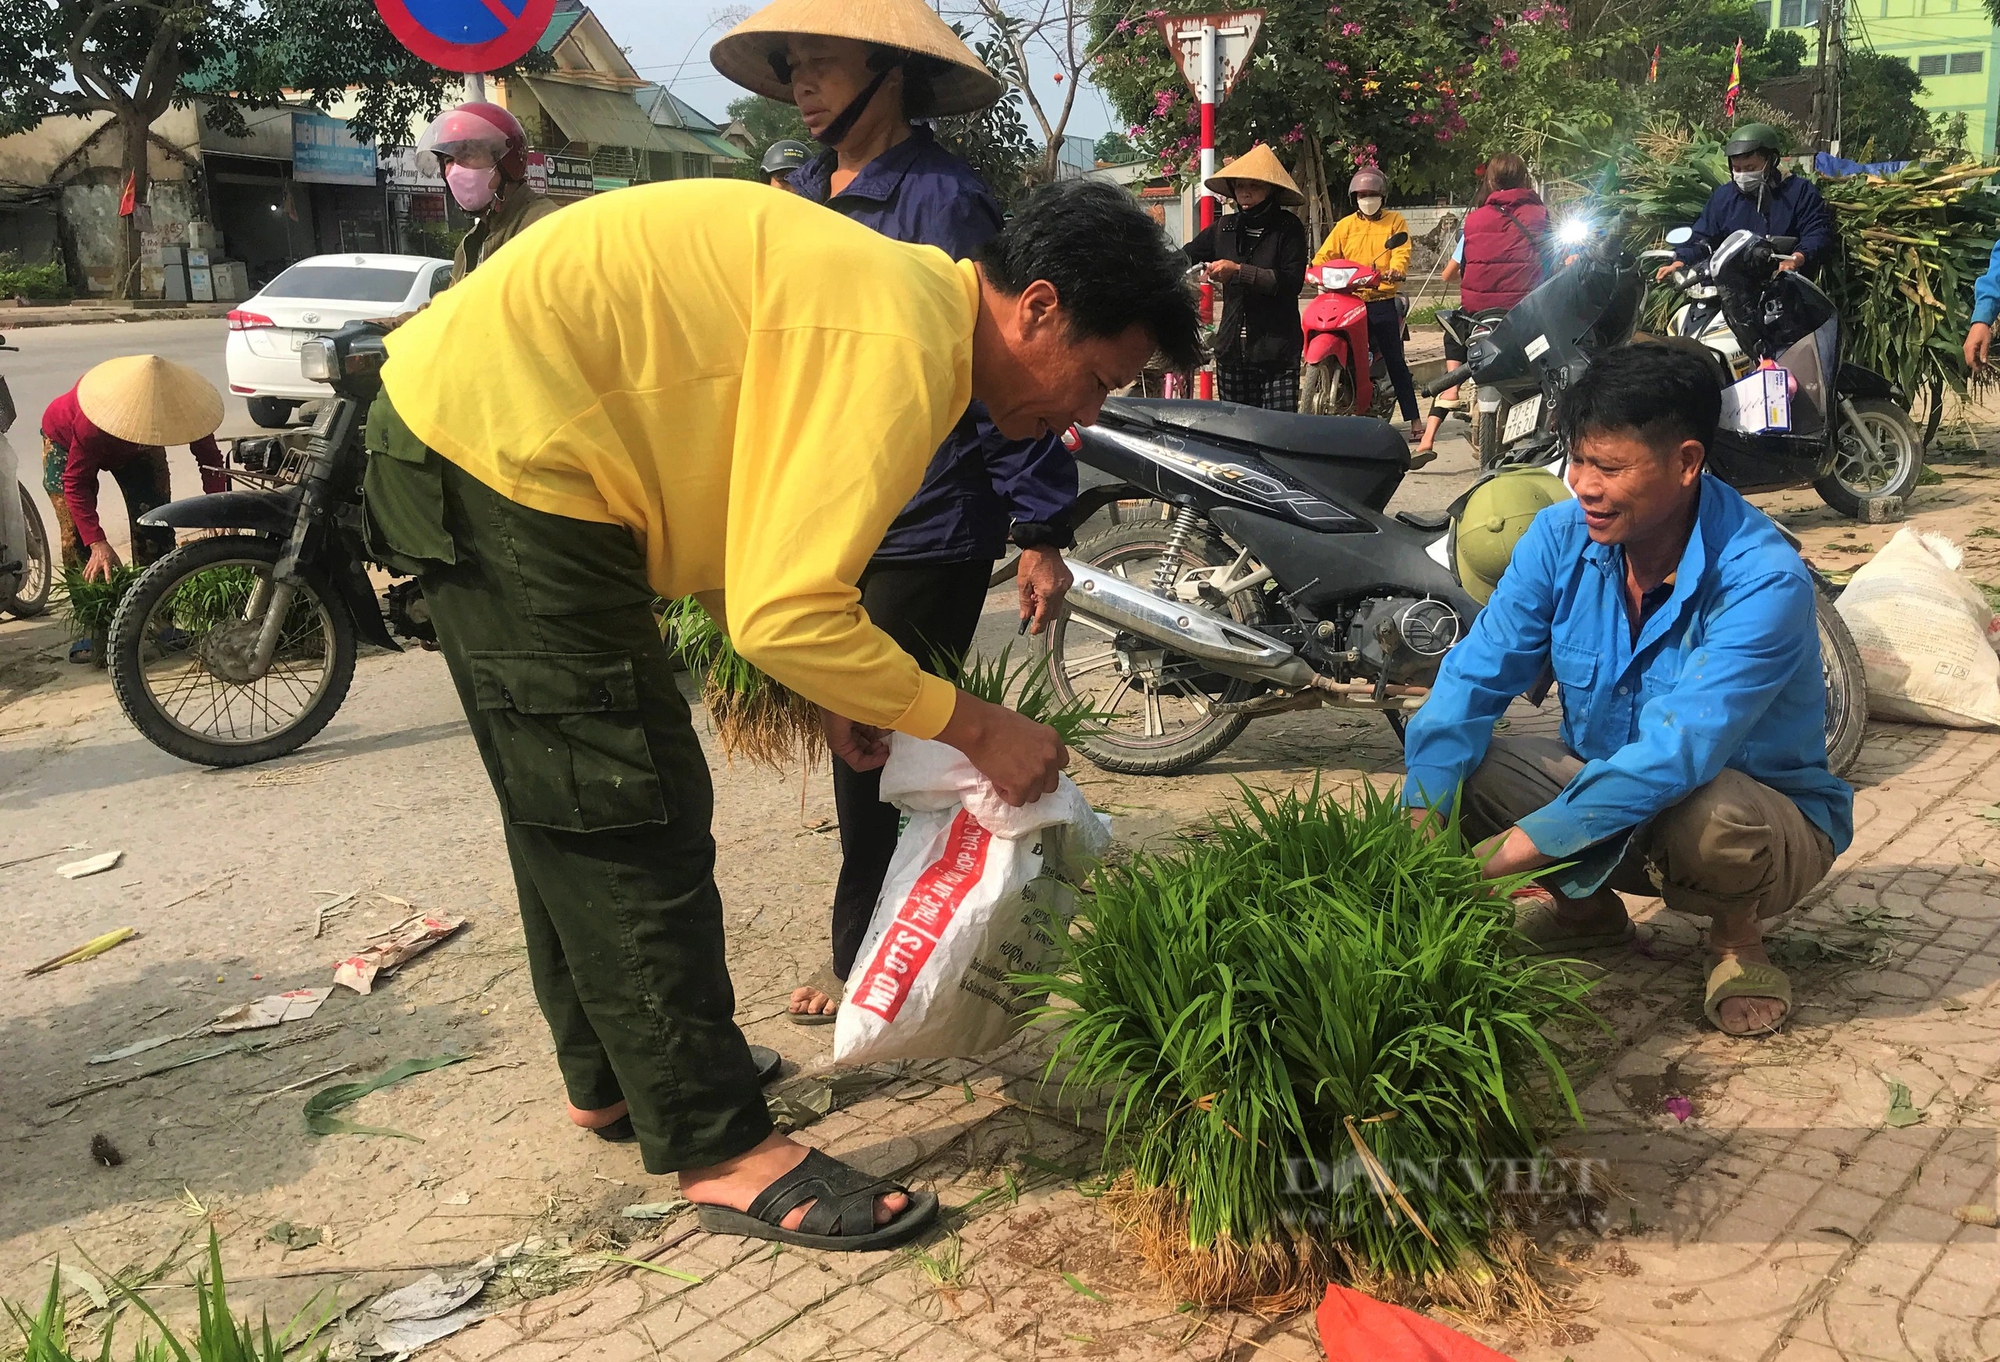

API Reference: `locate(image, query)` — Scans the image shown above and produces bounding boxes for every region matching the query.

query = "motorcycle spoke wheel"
[5,486,51,615]
[108,536,358,767]
[1043,523,1266,776]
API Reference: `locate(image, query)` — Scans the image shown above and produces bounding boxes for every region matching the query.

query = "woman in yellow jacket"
[1310,167,1420,443]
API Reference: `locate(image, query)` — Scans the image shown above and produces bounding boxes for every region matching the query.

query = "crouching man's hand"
[937,690,1067,807]
[820,708,892,773]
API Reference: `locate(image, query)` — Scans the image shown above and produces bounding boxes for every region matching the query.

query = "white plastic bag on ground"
[832,735,1110,1066]
[1835,526,2000,729]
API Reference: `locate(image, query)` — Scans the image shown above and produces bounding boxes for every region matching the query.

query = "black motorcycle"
[1042,388,1867,777]
[106,322,428,766]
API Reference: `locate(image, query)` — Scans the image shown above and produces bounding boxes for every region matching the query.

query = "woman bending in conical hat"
[40,355,226,663]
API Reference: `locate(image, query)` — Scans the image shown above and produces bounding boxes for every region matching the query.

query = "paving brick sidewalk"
[419,713,2000,1362]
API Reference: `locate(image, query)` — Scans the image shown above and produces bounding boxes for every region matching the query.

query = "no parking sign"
[373,0,556,73]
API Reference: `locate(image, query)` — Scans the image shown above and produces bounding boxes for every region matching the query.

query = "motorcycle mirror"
[1665,226,1694,246]
[1384,231,1409,249]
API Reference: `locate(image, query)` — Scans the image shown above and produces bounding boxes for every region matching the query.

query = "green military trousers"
[361,394,772,1174]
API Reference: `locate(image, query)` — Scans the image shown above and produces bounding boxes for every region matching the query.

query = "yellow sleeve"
[1310,220,1348,267]
[1386,213,1413,276]
[722,324,962,739]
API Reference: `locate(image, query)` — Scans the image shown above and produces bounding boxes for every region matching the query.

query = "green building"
[1760,1,2000,157]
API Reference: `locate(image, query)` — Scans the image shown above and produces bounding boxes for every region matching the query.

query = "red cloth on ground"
[40,385,224,547]
[1317,1283,1516,1362]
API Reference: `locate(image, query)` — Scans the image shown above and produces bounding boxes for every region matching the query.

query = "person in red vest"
[1413,154,1550,457]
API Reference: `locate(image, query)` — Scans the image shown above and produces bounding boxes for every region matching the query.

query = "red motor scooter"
[1298,230,1409,418]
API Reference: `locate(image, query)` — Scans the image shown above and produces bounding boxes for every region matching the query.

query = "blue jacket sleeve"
[976,409,1077,538]
[931,188,1005,263]
[1675,185,1729,264]
[1516,567,1816,857]
[1399,512,1562,813]
[1789,178,1837,269]
[1974,239,2000,328]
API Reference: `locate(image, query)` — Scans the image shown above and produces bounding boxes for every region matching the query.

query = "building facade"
[1764,3,2000,157]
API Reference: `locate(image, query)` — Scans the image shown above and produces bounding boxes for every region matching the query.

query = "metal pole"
[1827,0,1845,157]
[466,71,487,102]
[1812,0,1831,151]
[1197,24,1217,401]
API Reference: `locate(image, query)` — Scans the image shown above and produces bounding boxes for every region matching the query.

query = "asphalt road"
[3,318,251,558]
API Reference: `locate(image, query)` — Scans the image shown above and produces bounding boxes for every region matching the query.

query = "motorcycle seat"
[1107,398,1406,465]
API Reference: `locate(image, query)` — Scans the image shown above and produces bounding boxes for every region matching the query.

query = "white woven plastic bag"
[1835,527,2000,729]
[832,734,1109,1066]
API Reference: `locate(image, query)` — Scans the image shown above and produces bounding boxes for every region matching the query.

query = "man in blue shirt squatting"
[1401,344,1853,1038]
[1961,236,2000,372]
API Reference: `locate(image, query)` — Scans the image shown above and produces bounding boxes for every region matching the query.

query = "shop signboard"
[591,175,630,193]
[385,146,444,190]
[527,152,595,198]
[292,111,379,186]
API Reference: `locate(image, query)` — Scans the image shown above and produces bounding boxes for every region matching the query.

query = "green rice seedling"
[57,564,142,648]
[659,596,825,770]
[945,644,1112,745]
[1016,779,1597,1314]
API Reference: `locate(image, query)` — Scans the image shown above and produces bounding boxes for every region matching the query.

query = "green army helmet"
[1453,469,1570,604]
[1724,123,1785,159]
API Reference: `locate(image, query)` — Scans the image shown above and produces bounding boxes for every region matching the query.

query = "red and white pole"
[1196,23,1217,400]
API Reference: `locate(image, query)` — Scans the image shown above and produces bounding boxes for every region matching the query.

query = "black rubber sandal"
[695,1148,939,1252]
[587,1047,786,1144]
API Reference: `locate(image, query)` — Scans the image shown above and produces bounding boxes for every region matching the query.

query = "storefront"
[384,147,452,258]
[292,111,387,255]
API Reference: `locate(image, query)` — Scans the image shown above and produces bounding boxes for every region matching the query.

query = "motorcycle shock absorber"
[1151,505,1202,597]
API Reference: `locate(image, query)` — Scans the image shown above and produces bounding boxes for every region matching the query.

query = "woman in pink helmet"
[416,102,557,284]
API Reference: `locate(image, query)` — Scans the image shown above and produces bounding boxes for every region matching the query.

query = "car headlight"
[299,337,335,383]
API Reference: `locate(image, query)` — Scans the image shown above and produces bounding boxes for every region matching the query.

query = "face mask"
[1356,196,1383,217]
[1732,170,1766,195]
[446,163,499,212]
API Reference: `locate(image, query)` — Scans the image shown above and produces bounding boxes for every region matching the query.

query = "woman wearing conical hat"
[1183,144,1311,412]
[716,0,1081,1026]
[40,355,227,663]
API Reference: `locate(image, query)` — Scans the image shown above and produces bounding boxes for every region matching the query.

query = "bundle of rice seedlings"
[57,563,143,662]
[948,643,1112,745]
[1018,780,1598,1317]
[660,596,825,770]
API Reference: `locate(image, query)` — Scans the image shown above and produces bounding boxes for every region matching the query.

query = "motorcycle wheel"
[1299,361,1347,416]
[107,534,357,767]
[2,484,51,617]
[1042,520,1267,776]
[1475,407,1500,465]
[1817,586,1867,779]
[1815,399,1924,517]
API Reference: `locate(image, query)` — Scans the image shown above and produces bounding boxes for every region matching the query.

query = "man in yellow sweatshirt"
[1310,167,1421,444]
[363,177,1198,1252]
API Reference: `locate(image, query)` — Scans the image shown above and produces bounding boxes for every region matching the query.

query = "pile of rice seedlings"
[660,596,824,769]
[1018,780,1598,1317]
[950,643,1111,745]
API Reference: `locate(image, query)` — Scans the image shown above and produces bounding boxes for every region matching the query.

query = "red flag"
[1724,37,1744,117]
[118,172,136,217]
[1649,44,1659,83]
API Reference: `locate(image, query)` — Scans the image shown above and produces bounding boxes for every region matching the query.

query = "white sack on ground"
[832,735,1109,1066]
[1835,526,2000,729]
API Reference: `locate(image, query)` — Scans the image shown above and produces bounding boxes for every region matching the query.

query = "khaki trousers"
[1458,736,1836,924]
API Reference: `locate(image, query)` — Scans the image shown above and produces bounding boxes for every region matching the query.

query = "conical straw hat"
[712,0,1004,117]
[75,355,223,446]
[1205,144,1306,208]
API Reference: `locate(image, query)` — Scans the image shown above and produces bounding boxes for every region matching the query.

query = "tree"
[1,0,541,298]
[933,28,1038,205]
[1840,50,1945,162]
[1093,129,1135,162]
[967,0,1094,184]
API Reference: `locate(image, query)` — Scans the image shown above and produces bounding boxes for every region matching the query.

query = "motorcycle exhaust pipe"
[1061,557,1319,689]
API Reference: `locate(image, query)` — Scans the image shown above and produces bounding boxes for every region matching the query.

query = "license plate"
[1503,395,1542,444]
[288,332,308,352]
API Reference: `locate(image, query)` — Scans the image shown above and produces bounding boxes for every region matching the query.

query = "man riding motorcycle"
[417,103,557,284]
[1660,123,1834,282]
[761,139,812,186]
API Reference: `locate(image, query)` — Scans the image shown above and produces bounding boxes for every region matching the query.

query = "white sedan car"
[225,253,452,427]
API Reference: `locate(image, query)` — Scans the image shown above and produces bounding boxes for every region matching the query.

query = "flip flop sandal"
[585,1047,787,1143]
[1511,896,1635,956]
[1408,448,1438,470]
[696,1147,939,1252]
[788,964,842,1027]
[1704,958,1792,1037]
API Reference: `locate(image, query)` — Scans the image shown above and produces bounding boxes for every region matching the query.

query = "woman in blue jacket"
[714,0,1079,1022]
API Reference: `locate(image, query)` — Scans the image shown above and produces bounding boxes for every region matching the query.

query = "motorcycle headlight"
[299,337,336,383]
[1321,267,1357,289]
[1556,218,1591,247]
